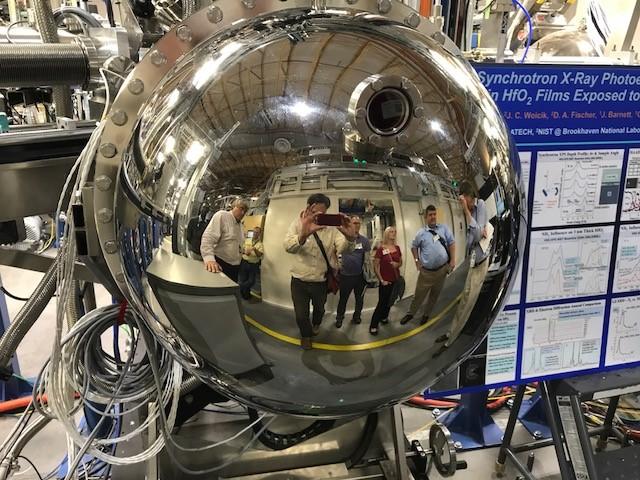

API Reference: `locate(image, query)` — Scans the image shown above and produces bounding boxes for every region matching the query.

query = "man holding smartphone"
[284,193,357,350]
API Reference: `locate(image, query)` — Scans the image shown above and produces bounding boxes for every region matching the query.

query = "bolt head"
[368,134,381,145]
[97,208,113,223]
[371,79,384,91]
[100,143,117,158]
[274,138,292,153]
[176,25,193,42]
[95,175,112,191]
[533,430,542,439]
[207,5,223,23]
[111,110,128,126]
[405,12,420,28]
[377,0,391,14]
[397,133,409,144]
[115,272,125,283]
[432,31,446,44]
[150,50,167,66]
[242,0,256,8]
[413,106,425,118]
[104,241,118,254]
[128,78,144,95]
[454,441,462,450]
[355,107,366,119]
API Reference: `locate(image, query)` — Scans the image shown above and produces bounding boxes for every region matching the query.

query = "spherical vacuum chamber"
[92,0,525,417]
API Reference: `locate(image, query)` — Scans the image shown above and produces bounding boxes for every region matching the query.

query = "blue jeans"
[238,260,259,299]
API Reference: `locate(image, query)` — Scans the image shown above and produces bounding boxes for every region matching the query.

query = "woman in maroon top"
[369,226,402,335]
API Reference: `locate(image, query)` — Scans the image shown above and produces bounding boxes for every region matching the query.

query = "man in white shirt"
[284,193,356,350]
[201,199,248,282]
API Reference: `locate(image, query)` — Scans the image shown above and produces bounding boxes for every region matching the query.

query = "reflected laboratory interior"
[0,0,639,479]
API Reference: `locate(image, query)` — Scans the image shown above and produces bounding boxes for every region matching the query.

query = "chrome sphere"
[93,0,525,417]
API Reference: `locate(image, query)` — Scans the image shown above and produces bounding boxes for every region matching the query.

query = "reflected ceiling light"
[408,166,416,173]
[430,120,444,134]
[185,140,206,164]
[436,154,449,172]
[289,101,314,118]
[164,135,176,153]
[167,89,181,107]
[192,42,243,90]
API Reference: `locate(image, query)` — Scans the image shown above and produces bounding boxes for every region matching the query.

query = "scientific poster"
[485,310,520,384]
[605,296,640,366]
[622,149,640,221]
[526,227,614,303]
[522,301,605,378]
[613,224,640,293]
[531,149,623,228]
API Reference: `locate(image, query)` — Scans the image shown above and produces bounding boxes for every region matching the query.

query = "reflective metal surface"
[534,28,600,58]
[94,0,524,417]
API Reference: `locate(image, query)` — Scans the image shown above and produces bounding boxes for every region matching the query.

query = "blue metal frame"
[437,391,503,450]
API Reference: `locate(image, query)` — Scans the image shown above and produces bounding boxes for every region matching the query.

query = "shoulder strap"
[428,228,450,262]
[312,232,332,270]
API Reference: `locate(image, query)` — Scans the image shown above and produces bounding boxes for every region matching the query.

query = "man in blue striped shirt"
[401,205,456,326]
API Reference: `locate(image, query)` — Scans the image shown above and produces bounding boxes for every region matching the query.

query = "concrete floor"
[0,265,564,480]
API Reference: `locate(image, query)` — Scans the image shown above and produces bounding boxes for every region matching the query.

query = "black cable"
[247,407,336,451]
[345,412,379,468]
[0,286,29,302]
[17,455,44,480]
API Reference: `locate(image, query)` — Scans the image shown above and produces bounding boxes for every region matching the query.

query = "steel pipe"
[0,43,89,87]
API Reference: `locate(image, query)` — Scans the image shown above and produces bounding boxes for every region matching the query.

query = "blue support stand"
[0,278,34,401]
[437,391,504,450]
[518,389,551,439]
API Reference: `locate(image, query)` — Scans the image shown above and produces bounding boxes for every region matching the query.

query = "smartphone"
[316,214,343,226]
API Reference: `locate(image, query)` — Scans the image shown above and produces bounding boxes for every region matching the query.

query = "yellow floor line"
[244,293,463,351]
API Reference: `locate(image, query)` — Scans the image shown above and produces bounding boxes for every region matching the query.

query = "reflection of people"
[201,199,248,282]
[284,194,356,350]
[336,216,371,327]
[369,226,402,335]
[401,205,456,326]
[435,181,489,350]
[238,226,264,300]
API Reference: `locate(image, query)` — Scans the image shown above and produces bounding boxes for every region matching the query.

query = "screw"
[432,408,441,417]
[104,241,118,254]
[128,78,144,95]
[377,0,391,14]
[413,106,424,118]
[207,5,223,22]
[95,175,112,191]
[274,138,292,153]
[97,208,113,223]
[454,441,462,450]
[404,12,420,28]
[111,110,128,126]
[100,143,117,158]
[242,0,256,8]
[355,107,366,119]
[432,31,446,44]
[533,430,542,439]
[371,78,384,91]
[115,273,125,283]
[368,134,381,145]
[150,50,167,66]
[176,25,193,42]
